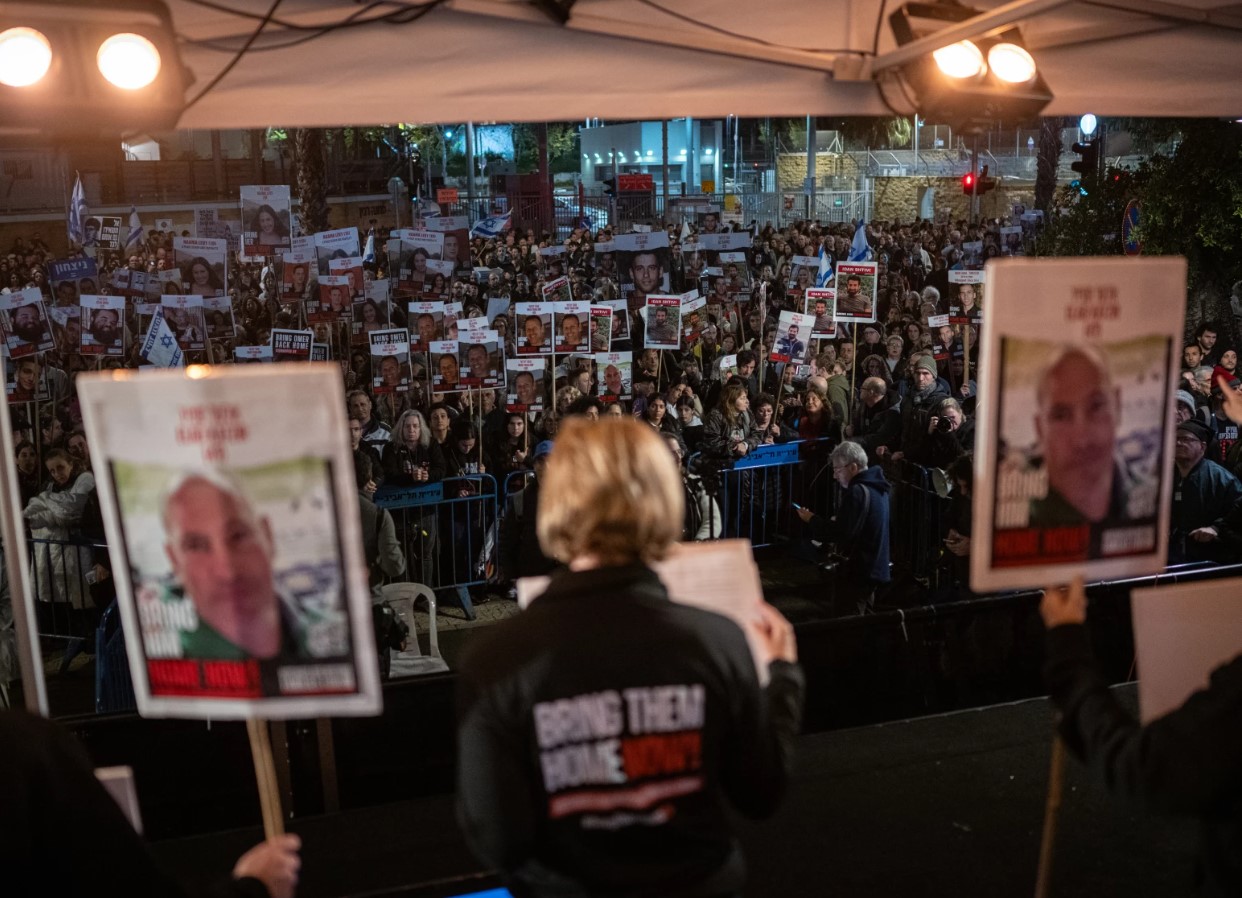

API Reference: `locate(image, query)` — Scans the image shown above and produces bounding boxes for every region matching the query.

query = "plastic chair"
[380,582,449,676]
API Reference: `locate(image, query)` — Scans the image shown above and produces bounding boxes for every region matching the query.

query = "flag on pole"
[680,220,692,242]
[125,206,144,249]
[815,244,832,287]
[362,233,376,264]
[848,220,871,263]
[470,210,512,238]
[140,307,184,368]
[67,173,88,248]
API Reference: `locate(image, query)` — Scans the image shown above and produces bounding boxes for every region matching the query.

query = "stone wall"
[871,176,1035,222]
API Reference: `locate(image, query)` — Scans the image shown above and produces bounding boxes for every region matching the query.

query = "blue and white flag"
[815,245,832,287]
[470,210,512,239]
[140,306,183,368]
[67,173,88,248]
[848,220,871,263]
[362,233,376,264]
[125,206,144,249]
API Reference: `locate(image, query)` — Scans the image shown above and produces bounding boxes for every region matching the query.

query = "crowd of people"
[3,211,1242,619]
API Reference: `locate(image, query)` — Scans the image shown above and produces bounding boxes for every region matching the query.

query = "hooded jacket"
[808,465,892,583]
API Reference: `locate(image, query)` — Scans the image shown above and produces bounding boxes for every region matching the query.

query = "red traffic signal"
[963,166,997,196]
[961,171,976,194]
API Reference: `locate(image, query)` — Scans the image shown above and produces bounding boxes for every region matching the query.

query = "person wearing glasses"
[795,440,891,615]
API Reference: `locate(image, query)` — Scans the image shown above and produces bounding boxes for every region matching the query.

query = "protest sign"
[397,228,444,291]
[459,333,504,389]
[430,340,463,392]
[161,295,207,352]
[75,365,381,719]
[271,328,312,363]
[971,257,1186,591]
[329,256,365,298]
[280,251,314,306]
[615,231,670,309]
[174,237,228,298]
[421,215,469,268]
[110,267,148,300]
[79,294,125,357]
[370,329,412,394]
[643,295,681,350]
[235,345,273,364]
[772,311,812,365]
[589,305,613,353]
[5,352,50,403]
[49,257,98,307]
[681,296,707,345]
[553,300,590,355]
[316,227,361,276]
[241,184,292,256]
[805,287,837,340]
[833,262,878,323]
[595,351,633,403]
[202,295,235,344]
[515,302,552,356]
[353,280,390,346]
[948,269,986,325]
[194,207,219,239]
[542,275,572,305]
[506,357,546,413]
[408,301,445,353]
[786,255,819,294]
[0,288,54,358]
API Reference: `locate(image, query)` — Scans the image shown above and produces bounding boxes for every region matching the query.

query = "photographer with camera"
[905,397,973,470]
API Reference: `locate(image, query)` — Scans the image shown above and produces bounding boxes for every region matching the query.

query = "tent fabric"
[168,0,1242,128]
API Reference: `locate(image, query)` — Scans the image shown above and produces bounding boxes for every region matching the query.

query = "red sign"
[617,174,654,192]
[436,187,459,205]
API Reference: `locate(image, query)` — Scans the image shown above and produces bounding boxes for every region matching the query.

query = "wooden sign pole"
[246,718,285,838]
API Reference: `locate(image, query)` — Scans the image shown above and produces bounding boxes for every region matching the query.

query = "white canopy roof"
[167,0,1242,128]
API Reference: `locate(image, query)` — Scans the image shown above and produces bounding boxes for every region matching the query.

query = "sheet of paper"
[517,540,769,683]
[1130,577,1242,722]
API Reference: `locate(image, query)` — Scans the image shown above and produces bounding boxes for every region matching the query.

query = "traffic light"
[961,171,976,195]
[1073,137,1102,182]
[602,177,617,198]
[977,164,997,195]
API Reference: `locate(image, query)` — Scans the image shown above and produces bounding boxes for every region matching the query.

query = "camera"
[935,416,954,433]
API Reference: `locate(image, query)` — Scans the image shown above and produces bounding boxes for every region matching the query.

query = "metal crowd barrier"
[887,462,955,586]
[701,438,837,549]
[374,474,499,593]
[27,536,107,644]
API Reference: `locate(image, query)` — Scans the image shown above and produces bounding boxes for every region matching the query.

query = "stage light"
[987,42,1035,84]
[97,33,161,90]
[0,1,188,135]
[879,3,1052,132]
[0,27,52,88]
[933,41,984,79]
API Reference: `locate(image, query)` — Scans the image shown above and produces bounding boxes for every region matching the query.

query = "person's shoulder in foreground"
[0,710,301,898]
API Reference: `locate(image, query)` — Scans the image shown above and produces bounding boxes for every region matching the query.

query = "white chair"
[380,582,449,677]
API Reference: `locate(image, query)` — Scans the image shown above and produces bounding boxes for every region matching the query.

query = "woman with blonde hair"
[456,418,803,897]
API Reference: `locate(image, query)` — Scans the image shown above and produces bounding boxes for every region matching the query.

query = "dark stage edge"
[153,685,1198,898]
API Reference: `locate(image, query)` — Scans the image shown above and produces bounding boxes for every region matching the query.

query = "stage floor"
[154,685,1197,898]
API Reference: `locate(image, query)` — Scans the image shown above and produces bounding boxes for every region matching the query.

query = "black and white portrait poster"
[971,257,1186,591]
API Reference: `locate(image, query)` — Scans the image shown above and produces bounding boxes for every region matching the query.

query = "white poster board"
[76,365,382,720]
[971,257,1186,591]
[1130,578,1242,722]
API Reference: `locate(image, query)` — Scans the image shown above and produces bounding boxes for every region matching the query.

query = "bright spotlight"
[0,27,53,88]
[1079,113,1098,136]
[932,41,985,79]
[987,42,1036,83]
[97,32,161,90]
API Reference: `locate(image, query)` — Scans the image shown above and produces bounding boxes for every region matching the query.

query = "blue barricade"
[713,438,836,549]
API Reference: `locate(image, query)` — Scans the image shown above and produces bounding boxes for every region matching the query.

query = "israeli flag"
[140,307,183,368]
[67,173,88,247]
[125,206,144,249]
[848,220,872,263]
[470,209,513,238]
[362,233,376,264]
[815,245,832,287]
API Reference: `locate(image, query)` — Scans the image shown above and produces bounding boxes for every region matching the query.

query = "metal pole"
[465,121,477,218]
[912,115,919,176]
[805,115,817,221]
[970,136,980,224]
[661,120,669,222]
[0,370,48,713]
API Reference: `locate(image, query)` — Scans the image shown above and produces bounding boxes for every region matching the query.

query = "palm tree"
[294,128,329,234]
[1035,117,1064,213]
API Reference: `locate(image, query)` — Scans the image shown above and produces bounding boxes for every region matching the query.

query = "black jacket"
[0,711,268,898]
[1044,625,1242,898]
[497,478,557,580]
[852,391,902,461]
[456,565,804,897]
